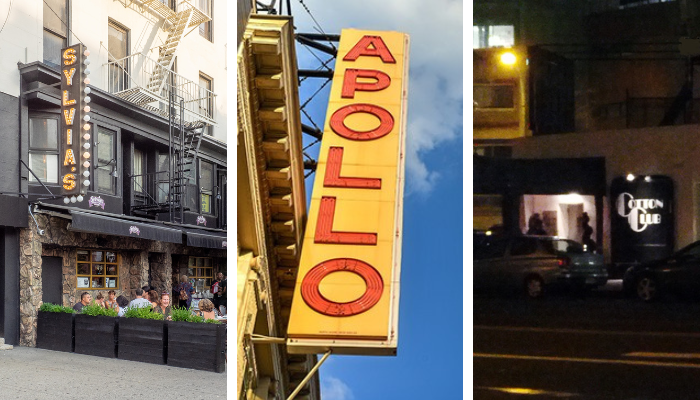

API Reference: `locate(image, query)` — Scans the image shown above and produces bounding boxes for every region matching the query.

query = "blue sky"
[291,1,464,398]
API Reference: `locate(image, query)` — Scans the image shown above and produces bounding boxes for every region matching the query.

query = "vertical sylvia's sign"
[287,30,409,355]
[60,44,92,203]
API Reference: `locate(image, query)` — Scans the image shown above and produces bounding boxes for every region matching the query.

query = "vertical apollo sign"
[287,30,408,355]
[60,44,92,204]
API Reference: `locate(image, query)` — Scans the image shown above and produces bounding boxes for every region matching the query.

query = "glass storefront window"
[76,249,119,290]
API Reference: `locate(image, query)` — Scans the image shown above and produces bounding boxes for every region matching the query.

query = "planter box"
[74,314,118,358]
[118,318,166,364]
[36,311,74,352]
[167,321,226,373]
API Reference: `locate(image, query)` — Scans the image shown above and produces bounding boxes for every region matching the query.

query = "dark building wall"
[1,227,20,345]
[0,92,19,193]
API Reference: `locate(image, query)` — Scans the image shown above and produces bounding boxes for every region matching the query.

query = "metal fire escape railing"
[110,0,210,221]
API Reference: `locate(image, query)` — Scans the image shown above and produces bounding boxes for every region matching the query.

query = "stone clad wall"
[19,213,226,347]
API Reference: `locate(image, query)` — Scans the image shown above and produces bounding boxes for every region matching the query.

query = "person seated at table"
[154,292,172,321]
[198,298,217,320]
[148,289,160,309]
[116,295,129,317]
[105,290,118,310]
[73,292,91,312]
[129,288,151,309]
[95,292,106,308]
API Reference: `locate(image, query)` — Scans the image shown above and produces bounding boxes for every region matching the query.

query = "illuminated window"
[29,117,59,184]
[77,250,119,290]
[187,257,213,291]
[200,160,213,214]
[473,25,514,49]
[198,0,212,41]
[43,0,68,69]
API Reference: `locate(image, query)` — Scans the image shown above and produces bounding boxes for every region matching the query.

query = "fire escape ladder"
[148,8,194,96]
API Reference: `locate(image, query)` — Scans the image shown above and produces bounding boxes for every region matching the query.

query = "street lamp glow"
[500,52,517,65]
[626,174,635,181]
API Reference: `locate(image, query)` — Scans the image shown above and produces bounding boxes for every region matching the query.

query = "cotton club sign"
[60,43,92,204]
[287,30,409,356]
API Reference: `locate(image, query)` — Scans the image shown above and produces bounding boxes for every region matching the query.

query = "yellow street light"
[500,51,517,66]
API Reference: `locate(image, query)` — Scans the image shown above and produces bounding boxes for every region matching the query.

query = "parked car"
[623,240,700,301]
[474,235,608,298]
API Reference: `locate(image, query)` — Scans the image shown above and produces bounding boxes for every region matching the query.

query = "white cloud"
[293,0,464,193]
[321,376,355,400]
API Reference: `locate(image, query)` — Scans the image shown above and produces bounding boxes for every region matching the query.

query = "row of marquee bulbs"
[65,47,92,205]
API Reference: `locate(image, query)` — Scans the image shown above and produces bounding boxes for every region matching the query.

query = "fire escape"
[104,0,214,223]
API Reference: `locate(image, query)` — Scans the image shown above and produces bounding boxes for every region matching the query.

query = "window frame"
[107,20,130,93]
[187,256,213,291]
[76,249,119,291]
[198,0,213,42]
[28,114,61,185]
[198,72,214,133]
[90,121,121,197]
[199,160,214,215]
[43,0,69,69]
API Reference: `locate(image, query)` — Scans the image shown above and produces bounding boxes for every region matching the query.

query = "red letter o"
[330,104,394,141]
[300,258,383,317]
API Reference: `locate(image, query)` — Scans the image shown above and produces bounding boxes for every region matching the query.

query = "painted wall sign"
[610,175,674,265]
[287,29,409,355]
[60,44,92,204]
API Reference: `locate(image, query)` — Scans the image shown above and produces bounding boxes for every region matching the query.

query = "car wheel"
[636,276,659,302]
[524,276,545,299]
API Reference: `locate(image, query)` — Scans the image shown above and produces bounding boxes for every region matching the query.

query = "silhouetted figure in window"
[527,213,547,235]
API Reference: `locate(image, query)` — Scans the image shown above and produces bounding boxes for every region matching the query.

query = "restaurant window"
[77,250,119,290]
[108,21,129,93]
[28,117,59,184]
[188,257,213,292]
[473,25,514,49]
[200,160,213,214]
[199,72,213,135]
[133,149,144,193]
[43,0,68,69]
[198,0,212,41]
[95,127,117,195]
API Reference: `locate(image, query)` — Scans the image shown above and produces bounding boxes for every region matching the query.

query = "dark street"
[473,282,700,399]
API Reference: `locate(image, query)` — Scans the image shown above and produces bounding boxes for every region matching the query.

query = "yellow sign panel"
[287,29,409,355]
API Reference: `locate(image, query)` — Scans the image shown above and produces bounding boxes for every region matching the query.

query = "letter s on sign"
[63,48,76,65]
[62,174,76,190]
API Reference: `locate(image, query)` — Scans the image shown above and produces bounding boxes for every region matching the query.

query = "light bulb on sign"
[83,124,90,131]
[77,195,84,202]
[83,115,90,122]
[63,197,70,204]
[83,133,90,140]
[84,87,91,95]
[83,180,90,187]
[84,49,90,57]
[84,59,90,66]
[70,196,77,203]
[83,171,90,178]
[83,142,90,149]
[83,152,90,159]
[84,69,90,75]
[83,161,90,168]
[84,78,90,85]
[84,96,91,103]
[83,106,90,113]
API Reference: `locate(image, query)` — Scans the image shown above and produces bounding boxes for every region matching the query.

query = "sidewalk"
[0,346,227,400]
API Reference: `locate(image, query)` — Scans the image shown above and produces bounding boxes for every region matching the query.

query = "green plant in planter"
[204,318,222,324]
[123,306,163,320]
[81,302,118,317]
[170,306,205,323]
[39,303,75,314]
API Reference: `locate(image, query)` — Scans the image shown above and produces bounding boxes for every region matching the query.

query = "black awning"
[183,228,227,249]
[0,195,28,228]
[70,211,183,244]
